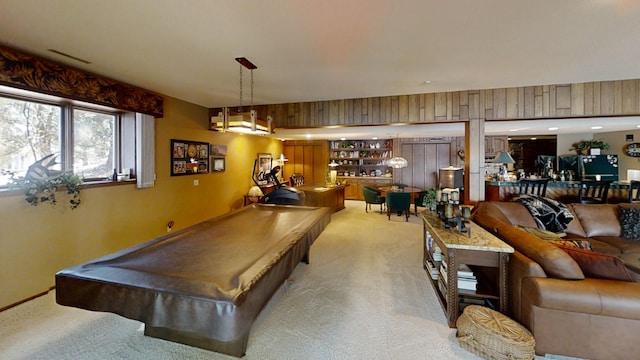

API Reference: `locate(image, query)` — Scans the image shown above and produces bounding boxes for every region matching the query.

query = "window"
[73,108,116,179]
[0,96,61,185]
[0,90,134,187]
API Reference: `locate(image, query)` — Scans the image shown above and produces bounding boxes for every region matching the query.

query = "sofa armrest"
[521,277,640,327]
[509,251,547,322]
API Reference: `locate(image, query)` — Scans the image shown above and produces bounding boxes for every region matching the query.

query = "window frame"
[0,87,137,189]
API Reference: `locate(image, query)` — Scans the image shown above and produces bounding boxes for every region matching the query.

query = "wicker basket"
[456,305,535,360]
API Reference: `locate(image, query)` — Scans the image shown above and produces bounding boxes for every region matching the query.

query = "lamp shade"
[248,186,263,197]
[439,166,463,189]
[493,151,515,164]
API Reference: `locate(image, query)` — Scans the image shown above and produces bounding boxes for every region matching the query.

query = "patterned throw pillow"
[546,239,593,251]
[516,225,592,250]
[516,225,566,239]
[620,208,640,240]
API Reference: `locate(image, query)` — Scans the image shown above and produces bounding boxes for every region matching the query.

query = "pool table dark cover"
[55,204,331,357]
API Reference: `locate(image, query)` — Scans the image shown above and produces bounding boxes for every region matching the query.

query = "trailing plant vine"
[12,172,82,209]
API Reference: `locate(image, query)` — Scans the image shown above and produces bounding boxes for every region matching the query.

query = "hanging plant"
[9,154,82,209]
[13,172,82,209]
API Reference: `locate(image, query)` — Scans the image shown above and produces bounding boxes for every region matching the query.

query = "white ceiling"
[2,0,640,139]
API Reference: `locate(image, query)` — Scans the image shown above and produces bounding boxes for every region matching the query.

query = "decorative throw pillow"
[516,225,566,240]
[556,245,634,282]
[620,207,640,240]
[547,239,592,251]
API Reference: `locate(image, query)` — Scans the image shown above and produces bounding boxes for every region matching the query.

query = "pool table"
[55,203,331,357]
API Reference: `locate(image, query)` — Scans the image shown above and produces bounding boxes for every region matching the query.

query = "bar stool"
[518,178,549,197]
[629,180,640,203]
[578,179,612,204]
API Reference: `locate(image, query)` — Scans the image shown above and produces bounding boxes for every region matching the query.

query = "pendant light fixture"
[210,57,272,135]
[387,134,408,168]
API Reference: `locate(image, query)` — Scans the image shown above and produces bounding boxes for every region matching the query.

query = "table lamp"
[248,185,263,202]
[328,160,338,186]
[439,166,463,189]
[493,151,515,180]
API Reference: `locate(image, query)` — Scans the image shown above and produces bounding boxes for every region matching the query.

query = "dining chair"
[386,192,411,221]
[578,179,612,204]
[518,178,549,197]
[362,185,385,213]
[629,180,640,203]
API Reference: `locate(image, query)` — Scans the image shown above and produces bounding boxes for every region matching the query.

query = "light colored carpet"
[0,201,577,360]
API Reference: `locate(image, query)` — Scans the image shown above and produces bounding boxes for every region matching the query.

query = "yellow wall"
[0,96,282,309]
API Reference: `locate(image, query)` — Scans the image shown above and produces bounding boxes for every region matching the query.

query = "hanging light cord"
[238,63,243,112]
[250,69,254,111]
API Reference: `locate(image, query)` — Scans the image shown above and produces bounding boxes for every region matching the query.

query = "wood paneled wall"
[282,140,328,186]
[246,79,640,128]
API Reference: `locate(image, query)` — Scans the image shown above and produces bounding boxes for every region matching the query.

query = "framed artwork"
[171,139,209,176]
[210,144,227,156]
[257,153,272,173]
[255,153,272,185]
[212,157,225,172]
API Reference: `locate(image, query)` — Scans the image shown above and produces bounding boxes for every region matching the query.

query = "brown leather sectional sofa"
[472,201,640,360]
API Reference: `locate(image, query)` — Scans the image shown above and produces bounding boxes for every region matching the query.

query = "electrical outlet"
[193,179,199,186]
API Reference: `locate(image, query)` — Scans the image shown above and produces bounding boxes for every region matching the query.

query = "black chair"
[362,185,385,213]
[629,180,640,203]
[386,192,411,222]
[578,179,612,204]
[518,178,549,197]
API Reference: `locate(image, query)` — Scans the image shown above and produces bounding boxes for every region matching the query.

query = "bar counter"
[486,180,631,203]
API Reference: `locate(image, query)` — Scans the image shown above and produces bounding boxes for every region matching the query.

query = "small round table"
[378,186,423,215]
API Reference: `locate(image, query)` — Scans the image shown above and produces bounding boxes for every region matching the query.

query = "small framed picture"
[212,157,225,172]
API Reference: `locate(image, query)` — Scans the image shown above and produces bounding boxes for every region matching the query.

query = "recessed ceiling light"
[548,127,559,131]
[306,134,311,139]
[340,137,346,141]
[423,80,432,84]
[530,137,537,140]
[591,126,603,130]
[509,129,519,132]
[372,137,378,140]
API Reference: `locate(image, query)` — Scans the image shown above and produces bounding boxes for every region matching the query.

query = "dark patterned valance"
[0,45,163,117]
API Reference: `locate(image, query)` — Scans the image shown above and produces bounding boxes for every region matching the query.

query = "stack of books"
[425,258,439,280]
[439,262,477,292]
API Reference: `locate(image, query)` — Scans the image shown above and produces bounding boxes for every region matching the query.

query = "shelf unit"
[329,140,393,177]
[421,210,513,327]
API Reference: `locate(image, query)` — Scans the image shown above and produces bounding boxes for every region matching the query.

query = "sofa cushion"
[571,204,621,237]
[496,224,584,280]
[473,202,514,225]
[489,202,539,228]
[620,252,640,275]
[563,204,587,237]
[582,237,623,255]
[620,207,640,240]
[556,244,634,282]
